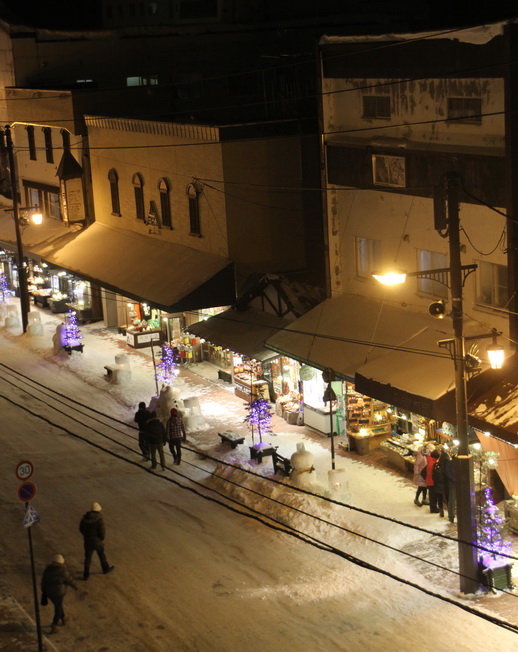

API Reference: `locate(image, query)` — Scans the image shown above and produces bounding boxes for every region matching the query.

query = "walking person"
[134,401,153,461]
[425,449,440,513]
[40,553,77,635]
[432,450,448,517]
[79,502,114,580]
[145,412,167,471]
[444,448,457,523]
[412,446,428,506]
[166,407,186,465]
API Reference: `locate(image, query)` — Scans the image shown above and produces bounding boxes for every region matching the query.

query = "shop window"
[372,154,405,187]
[108,169,120,215]
[447,97,482,123]
[61,130,70,152]
[355,237,381,278]
[363,96,391,119]
[42,127,54,164]
[417,249,448,299]
[159,178,172,228]
[476,260,508,309]
[187,182,201,236]
[132,173,145,220]
[26,126,36,161]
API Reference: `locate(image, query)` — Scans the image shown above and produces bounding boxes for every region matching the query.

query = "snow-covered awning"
[265,292,508,423]
[187,309,290,362]
[30,222,235,312]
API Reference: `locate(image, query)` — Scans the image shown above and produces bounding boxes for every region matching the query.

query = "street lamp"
[3,124,43,332]
[374,171,505,594]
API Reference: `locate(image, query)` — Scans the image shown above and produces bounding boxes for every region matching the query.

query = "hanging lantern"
[487,330,504,369]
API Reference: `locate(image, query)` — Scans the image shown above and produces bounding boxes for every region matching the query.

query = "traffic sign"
[15,461,34,480]
[18,481,37,502]
[23,503,40,528]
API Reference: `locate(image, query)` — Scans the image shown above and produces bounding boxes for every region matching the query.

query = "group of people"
[40,502,114,635]
[413,444,457,523]
[134,402,186,470]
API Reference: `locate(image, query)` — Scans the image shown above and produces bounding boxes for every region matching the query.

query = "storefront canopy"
[30,222,235,312]
[265,292,504,423]
[187,309,291,361]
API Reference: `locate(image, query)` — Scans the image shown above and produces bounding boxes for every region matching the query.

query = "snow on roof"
[320,19,508,46]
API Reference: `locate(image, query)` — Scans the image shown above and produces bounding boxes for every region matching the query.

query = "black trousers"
[138,430,149,458]
[415,486,427,502]
[169,439,182,464]
[83,539,110,577]
[50,595,64,625]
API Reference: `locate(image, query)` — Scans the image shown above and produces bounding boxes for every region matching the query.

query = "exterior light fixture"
[472,442,482,451]
[372,271,407,285]
[453,438,460,446]
[486,330,505,369]
[30,211,43,225]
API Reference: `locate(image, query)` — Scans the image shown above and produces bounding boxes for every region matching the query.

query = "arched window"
[108,168,120,215]
[186,182,201,236]
[132,173,145,220]
[158,178,172,228]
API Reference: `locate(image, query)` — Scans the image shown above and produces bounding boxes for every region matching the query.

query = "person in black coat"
[443,449,457,523]
[41,553,77,634]
[144,412,167,471]
[432,450,449,518]
[79,502,114,580]
[134,401,153,460]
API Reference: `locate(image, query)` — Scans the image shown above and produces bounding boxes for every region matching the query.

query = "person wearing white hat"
[40,554,77,634]
[79,502,114,580]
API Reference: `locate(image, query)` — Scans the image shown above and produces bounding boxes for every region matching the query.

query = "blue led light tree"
[0,272,10,302]
[244,397,272,445]
[63,310,83,354]
[478,486,513,590]
[156,343,179,386]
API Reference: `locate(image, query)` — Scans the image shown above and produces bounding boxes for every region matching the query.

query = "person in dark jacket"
[41,553,77,634]
[79,502,114,580]
[443,448,457,523]
[134,401,153,460]
[144,412,167,470]
[166,408,186,465]
[432,450,449,517]
[425,449,440,513]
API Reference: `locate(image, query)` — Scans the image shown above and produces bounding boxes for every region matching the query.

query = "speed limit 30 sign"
[15,461,34,481]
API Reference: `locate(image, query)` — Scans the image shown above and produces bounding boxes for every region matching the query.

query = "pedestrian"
[134,401,153,461]
[425,449,440,513]
[40,553,77,635]
[443,448,457,523]
[432,450,449,517]
[145,412,167,471]
[166,407,186,465]
[79,502,114,580]
[412,446,428,506]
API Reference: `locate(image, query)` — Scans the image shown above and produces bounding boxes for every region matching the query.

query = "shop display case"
[346,390,393,454]
[380,437,417,472]
[126,327,162,349]
[233,373,269,401]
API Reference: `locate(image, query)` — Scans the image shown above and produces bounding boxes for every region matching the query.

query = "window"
[133,173,145,220]
[42,128,53,164]
[417,250,448,299]
[363,96,391,119]
[187,182,201,235]
[61,130,70,152]
[355,237,381,278]
[159,178,172,228]
[372,154,406,187]
[126,75,158,87]
[23,181,61,221]
[108,169,120,215]
[477,261,508,309]
[26,126,36,161]
[447,97,482,123]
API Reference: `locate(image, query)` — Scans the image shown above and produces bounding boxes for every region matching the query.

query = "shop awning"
[187,309,291,361]
[265,292,511,423]
[31,222,235,312]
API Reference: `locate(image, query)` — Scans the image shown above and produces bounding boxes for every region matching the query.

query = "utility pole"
[446,171,479,593]
[4,125,29,332]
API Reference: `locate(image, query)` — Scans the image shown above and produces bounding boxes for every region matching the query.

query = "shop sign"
[299,365,315,381]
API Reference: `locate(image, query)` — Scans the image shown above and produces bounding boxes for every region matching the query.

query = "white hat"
[52,554,64,564]
[91,502,102,512]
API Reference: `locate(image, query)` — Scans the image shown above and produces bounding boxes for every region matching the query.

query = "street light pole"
[4,124,29,332]
[446,171,479,593]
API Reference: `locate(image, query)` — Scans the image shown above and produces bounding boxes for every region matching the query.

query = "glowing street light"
[372,271,407,285]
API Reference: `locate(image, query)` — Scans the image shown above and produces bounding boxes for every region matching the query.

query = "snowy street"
[0,310,517,651]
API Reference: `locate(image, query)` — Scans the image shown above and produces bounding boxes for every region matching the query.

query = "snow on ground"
[0,303,517,651]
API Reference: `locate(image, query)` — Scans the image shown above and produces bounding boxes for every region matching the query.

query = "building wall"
[321,39,510,342]
[88,117,229,258]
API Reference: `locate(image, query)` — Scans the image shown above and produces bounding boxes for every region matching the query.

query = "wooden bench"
[272,450,292,476]
[218,430,245,449]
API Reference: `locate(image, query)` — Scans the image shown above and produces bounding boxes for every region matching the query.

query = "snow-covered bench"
[218,430,245,449]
